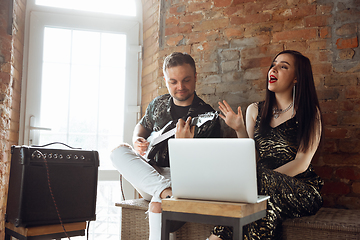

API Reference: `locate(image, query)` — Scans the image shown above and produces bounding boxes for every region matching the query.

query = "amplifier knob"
[80,155,85,160]
[74,155,78,160]
[66,154,71,159]
[53,154,58,159]
[59,154,63,159]
[48,153,52,159]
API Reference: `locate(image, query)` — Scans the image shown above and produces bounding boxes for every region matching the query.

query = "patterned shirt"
[139,92,216,133]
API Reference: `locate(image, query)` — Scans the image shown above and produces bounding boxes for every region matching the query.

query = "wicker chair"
[283,207,360,240]
[116,199,213,239]
[117,199,360,240]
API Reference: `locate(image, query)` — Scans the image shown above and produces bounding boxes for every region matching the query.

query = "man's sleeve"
[138,101,154,132]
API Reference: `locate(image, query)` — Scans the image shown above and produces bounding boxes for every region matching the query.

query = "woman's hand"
[218,100,245,134]
[175,117,195,138]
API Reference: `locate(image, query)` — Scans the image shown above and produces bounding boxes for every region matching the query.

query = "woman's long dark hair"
[260,50,321,152]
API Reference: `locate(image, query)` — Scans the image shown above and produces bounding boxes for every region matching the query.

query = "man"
[111,52,220,240]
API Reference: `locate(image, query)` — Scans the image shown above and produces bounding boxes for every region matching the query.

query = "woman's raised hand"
[218,100,245,133]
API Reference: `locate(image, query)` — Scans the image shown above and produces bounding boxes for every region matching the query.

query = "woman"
[208,50,324,240]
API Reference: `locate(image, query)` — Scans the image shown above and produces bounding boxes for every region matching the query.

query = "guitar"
[144,111,219,161]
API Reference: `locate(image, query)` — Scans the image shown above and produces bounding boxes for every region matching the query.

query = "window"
[20,1,142,239]
[35,0,136,16]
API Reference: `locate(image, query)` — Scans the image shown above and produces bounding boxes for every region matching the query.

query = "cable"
[32,142,81,149]
[120,174,126,201]
[34,150,70,240]
[86,221,90,240]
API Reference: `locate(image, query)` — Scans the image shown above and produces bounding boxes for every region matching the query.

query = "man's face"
[164,63,197,106]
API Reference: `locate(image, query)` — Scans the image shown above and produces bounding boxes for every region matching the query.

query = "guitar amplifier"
[6,145,99,227]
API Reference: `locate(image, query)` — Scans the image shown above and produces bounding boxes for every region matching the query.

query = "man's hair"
[163,52,196,75]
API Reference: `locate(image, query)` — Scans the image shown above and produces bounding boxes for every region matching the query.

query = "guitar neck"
[151,128,176,146]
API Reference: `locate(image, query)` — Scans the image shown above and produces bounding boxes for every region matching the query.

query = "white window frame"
[20,0,143,195]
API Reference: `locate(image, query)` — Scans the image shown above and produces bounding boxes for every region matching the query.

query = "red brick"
[340,100,360,112]
[305,15,330,27]
[244,22,283,37]
[180,13,203,23]
[273,28,317,42]
[214,0,232,8]
[339,139,360,154]
[336,23,358,36]
[191,41,218,53]
[322,113,338,126]
[336,37,359,49]
[168,45,191,55]
[285,41,307,53]
[336,9,360,24]
[321,181,350,195]
[0,73,11,85]
[353,182,360,194]
[232,0,254,5]
[224,6,244,16]
[243,2,266,15]
[187,1,212,12]
[187,31,218,44]
[284,19,305,30]
[345,86,360,99]
[320,27,331,39]
[187,32,207,44]
[338,49,355,60]
[309,40,328,50]
[193,18,229,32]
[322,139,338,153]
[317,4,333,15]
[224,28,244,39]
[336,167,360,180]
[318,50,331,62]
[273,5,317,21]
[341,115,360,126]
[241,46,274,59]
[313,166,333,180]
[324,127,348,139]
[230,13,271,25]
[241,56,272,69]
[169,5,185,15]
[325,74,357,87]
[166,35,184,46]
[311,63,332,75]
[165,24,192,36]
[166,16,179,26]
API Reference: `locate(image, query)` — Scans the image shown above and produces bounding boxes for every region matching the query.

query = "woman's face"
[267,53,297,94]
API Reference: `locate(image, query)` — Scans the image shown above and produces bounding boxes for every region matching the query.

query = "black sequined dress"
[212,102,323,240]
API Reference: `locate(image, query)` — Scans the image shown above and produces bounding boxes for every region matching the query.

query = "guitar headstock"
[191,111,219,127]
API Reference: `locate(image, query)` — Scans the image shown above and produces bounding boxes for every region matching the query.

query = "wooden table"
[5,222,86,240]
[161,198,267,240]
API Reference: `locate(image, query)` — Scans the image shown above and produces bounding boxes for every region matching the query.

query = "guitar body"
[145,112,219,167]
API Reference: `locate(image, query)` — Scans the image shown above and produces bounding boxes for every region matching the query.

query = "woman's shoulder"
[247,102,263,113]
[246,102,260,122]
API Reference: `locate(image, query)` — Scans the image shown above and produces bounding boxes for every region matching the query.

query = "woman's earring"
[292,84,296,117]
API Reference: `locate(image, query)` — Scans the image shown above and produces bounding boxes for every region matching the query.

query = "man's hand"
[175,117,195,138]
[133,137,150,156]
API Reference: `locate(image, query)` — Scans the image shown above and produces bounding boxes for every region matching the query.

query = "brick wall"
[0,0,25,237]
[141,0,360,209]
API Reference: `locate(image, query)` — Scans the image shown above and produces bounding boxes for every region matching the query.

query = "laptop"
[168,138,269,203]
